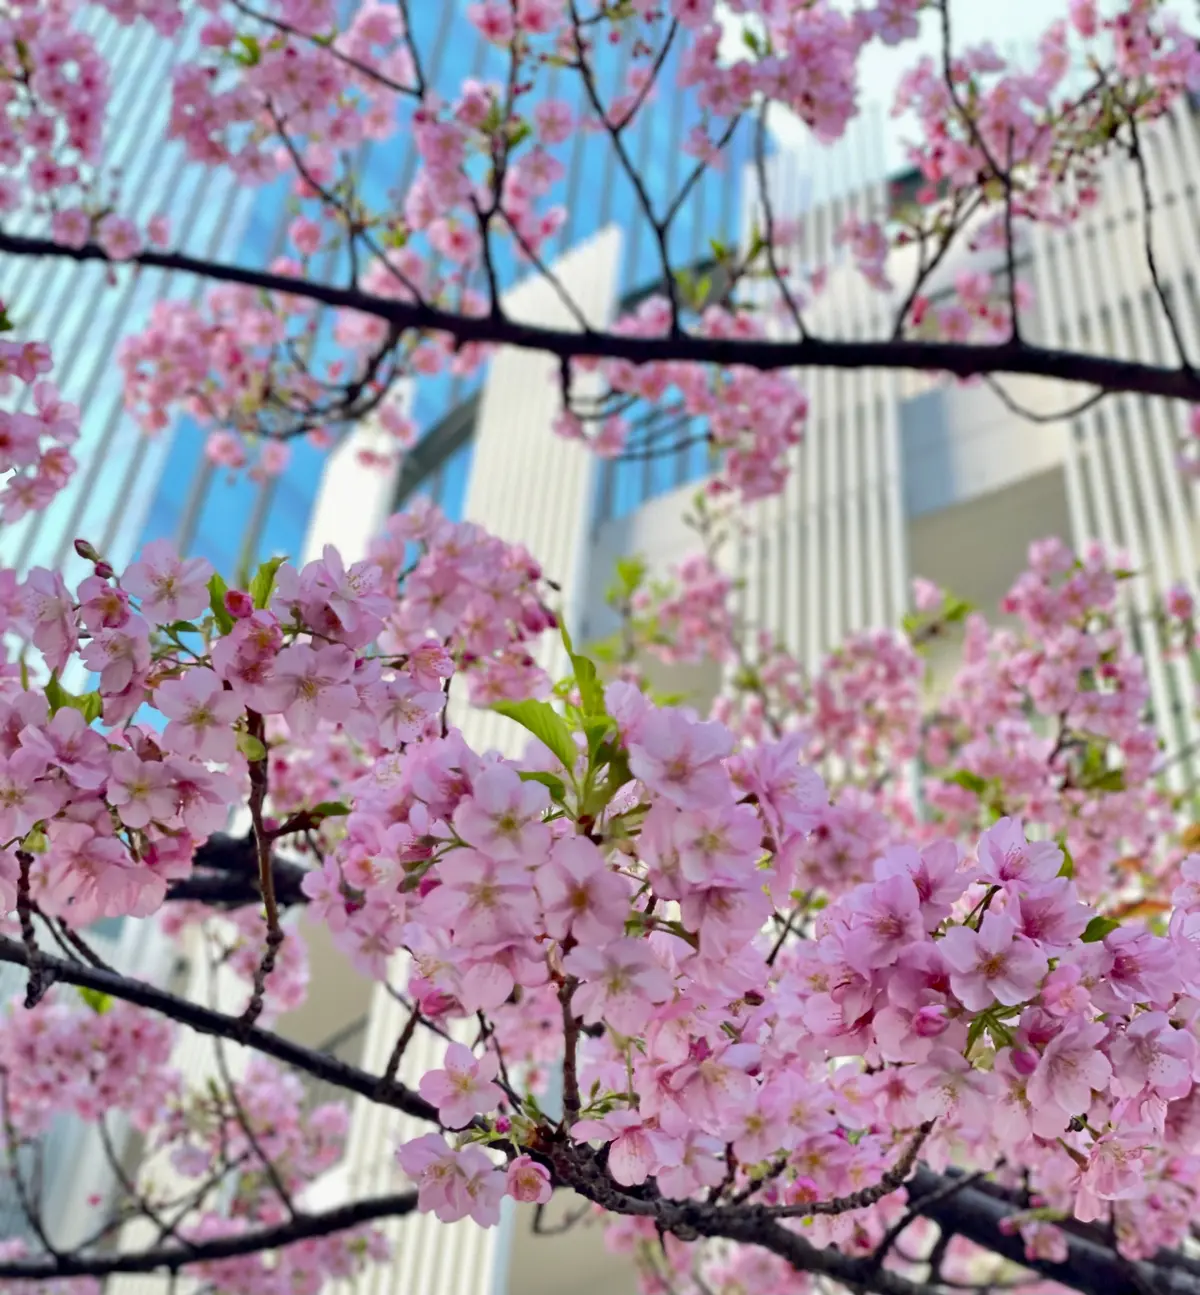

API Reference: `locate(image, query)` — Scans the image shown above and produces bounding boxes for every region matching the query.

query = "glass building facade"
[0,9,259,586]
[1,5,754,585]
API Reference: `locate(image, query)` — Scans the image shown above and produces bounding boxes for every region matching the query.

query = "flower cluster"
[19,0,1191,504]
[0,335,78,522]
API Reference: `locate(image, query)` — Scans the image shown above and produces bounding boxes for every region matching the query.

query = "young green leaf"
[492,699,577,774]
[250,556,287,609]
[237,731,268,762]
[518,770,567,802]
[77,987,113,1014]
[945,769,989,796]
[309,800,351,820]
[1081,915,1120,943]
[208,572,235,634]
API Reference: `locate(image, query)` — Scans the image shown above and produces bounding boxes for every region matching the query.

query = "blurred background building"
[290,92,1200,1295]
[0,1,753,590]
[5,3,1200,1293]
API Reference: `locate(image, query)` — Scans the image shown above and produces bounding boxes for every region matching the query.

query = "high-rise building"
[12,11,1200,1294]
[0,8,260,582]
[291,93,1200,1295]
[0,3,751,591]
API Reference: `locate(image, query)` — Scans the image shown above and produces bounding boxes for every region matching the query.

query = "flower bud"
[224,588,254,620]
[1010,1047,1040,1076]
[74,538,101,562]
[913,1005,950,1038]
[93,561,115,579]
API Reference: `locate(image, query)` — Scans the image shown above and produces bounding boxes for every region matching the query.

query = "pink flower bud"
[224,588,254,620]
[913,1005,949,1038]
[94,561,114,579]
[74,538,101,562]
[1010,1047,1039,1076]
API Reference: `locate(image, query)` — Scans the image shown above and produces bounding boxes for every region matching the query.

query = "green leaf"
[1057,840,1075,879]
[492,699,577,774]
[518,770,567,802]
[76,692,103,725]
[208,573,235,635]
[560,623,606,718]
[77,987,113,1015]
[232,33,260,65]
[19,658,29,692]
[45,672,103,724]
[45,671,68,715]
[1088,769,1126,793]
[237,731,268,762]
[162,621,200,636]
[946,769,989,796]
[309,800,351,820]
[1081,915,1120,943]
[582,716,616,762]
[250,556,286,609]
[943,596,973,623]
[612,556,646,600]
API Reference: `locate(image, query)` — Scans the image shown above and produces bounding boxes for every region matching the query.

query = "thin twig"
[242,710,284,1029]
[16,852,46,1008]
[765,1121,935,1219]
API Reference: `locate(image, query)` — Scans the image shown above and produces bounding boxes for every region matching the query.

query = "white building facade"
[61,90,1200,1295]
[293,95,1200,1295]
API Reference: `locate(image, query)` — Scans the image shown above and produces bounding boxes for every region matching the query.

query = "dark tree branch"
[0,1191,417,1279]
[171,833,310,909]
[904,1166,1200,1295]
[3,232,1200,403]
[0,935,438,1125]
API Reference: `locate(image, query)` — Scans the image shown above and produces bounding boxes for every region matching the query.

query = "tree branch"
[170,833,310,909]
[3,232,1200,403]
[0,1190,417,1279]
[0,935,438,1125]
[904,1166,1200,1295]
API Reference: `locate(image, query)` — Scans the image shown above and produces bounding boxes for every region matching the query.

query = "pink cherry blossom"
[122,539,213,624]
[505,1155,552,1204]
[255,643,358,737]
[976,817,1064,889]
[627,710,733,810]
[563,939,674,1035]
[155,668,243,762]
[1027,1019,1113,1119]
[396,1134,505,1226]
[939,911,1049,1010]
[417,1042,503,1129]
[451,764,550,863]
[536,835,630,946]
[106,750,177,829]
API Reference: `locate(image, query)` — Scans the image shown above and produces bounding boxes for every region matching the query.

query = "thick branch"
[0,1190,416,1279]
[0,935,437,1124]
[172,833,310,908]
[5,232,1200,403]
[905,1167,1200,1295]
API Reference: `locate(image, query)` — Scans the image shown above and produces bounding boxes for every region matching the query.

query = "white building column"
[333,226,625,1295]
